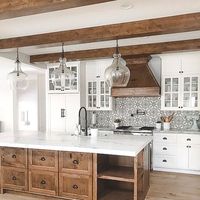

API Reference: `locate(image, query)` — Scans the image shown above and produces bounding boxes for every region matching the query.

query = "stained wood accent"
[1,148,27,169]
[111,57,160,97]
[59,152,92,175]
[97,166,134,183]
[30,38,200,63]
[29,149,58,172]
[29,170,58,196]
[0,0,114,20]
[2,13,200,49]
[59,173,92,200]
[2,167,28,192]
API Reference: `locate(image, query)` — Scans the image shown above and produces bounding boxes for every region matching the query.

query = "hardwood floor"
[146,171,200,200]
[0,171,199,200]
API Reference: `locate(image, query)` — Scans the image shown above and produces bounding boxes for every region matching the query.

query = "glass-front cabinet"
[86,59,113,111]
[47,62,79,93]
[162,75,200,110]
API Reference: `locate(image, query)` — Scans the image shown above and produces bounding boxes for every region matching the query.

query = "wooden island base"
[0,144,150,200]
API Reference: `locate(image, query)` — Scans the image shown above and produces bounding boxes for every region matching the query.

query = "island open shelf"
[93,144,150,200]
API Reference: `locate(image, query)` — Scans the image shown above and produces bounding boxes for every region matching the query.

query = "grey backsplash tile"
[88,97,200,130]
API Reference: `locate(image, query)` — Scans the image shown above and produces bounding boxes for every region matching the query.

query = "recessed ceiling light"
[120,2,133,10]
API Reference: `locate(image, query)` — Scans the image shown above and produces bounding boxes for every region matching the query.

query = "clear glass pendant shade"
[104,53,130,87]
[7,50,28,90]
[52,44,74,91]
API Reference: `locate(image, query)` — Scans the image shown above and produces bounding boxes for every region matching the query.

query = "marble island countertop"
[0,132,152,157]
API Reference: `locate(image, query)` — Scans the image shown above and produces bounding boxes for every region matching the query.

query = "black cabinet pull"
[41,180,46,185]
[187,138,191,141]
[73,184,78,189]
[163,137,167,140]
[12,176,17,181]
[162,160,167,163]
[73,160,79,165]
[163,147,167,150]
[12,154,16,159]
[41,157,46,161]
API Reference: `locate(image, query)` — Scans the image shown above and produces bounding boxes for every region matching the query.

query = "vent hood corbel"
[111,56,161,97]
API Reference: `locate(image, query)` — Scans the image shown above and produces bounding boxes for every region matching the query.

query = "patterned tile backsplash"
[89,97,200,130]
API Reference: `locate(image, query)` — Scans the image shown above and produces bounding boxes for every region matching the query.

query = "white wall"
[0,57,15,132]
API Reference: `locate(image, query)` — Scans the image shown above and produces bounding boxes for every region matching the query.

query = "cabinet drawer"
[154,156,177,169]
[177,134,200,145]
[153,144,177,156]
[29,170,58,196]
[154,134,177,144]
[59,152,92,175]
[29,149,58,172]
[2,167,28,191]
[59,173,92,200]
[1,147,27,168]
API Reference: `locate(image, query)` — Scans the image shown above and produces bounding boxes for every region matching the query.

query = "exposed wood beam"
[0,0,114,20]
[30,38,200,63]
[1,12,200,49]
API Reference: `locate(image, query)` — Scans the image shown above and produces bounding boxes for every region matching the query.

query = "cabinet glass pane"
[101,95,104,107]
[191,93,198,107]
[165,78,171,92]
[172,78,178,92]
[88,96,92,107]
[93,82,97,94]
[105,82,109,94]
[100,82,105,94]
[165,78,171,85]
[88,82,92,94]
[105,96,109,107]
[93,96,97,107]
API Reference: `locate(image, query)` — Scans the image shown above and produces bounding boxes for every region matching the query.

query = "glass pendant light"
[52,43,74,91]
[7,48,28,90]
[104,40,130,87]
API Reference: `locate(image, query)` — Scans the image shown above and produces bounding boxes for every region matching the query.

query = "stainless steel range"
[113,126,153,170]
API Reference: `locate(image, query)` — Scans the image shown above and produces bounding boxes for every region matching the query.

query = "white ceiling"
[1,0,200,56]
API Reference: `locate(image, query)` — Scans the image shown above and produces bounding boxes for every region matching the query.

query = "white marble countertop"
[0,132,152,157]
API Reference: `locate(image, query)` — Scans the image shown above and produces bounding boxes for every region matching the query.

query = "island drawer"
[29,170,58,196]
[59,152,92,175]
[2,167,28,191]
[1,147,27,168]
[29,149,58,172]
[59,173,92,200]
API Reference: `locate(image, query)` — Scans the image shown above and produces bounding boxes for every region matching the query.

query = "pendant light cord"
[16,48,20,76]
[116,39,119,55]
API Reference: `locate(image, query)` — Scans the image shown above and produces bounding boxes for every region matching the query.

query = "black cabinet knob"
[41,180,46,185]
[73,184,78,189]
[73,160,79,165]
[41,157,46,161]
[12,176,17,181]
[12,154,16,159]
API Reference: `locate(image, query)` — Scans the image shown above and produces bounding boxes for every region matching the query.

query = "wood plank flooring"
[0,171,199,200]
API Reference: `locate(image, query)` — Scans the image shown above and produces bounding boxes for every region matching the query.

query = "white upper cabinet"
[160,52,200,111]
[86,59,113,111]
[47,61,80,93]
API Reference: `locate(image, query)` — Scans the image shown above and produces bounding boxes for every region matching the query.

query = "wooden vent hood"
[111,56,161,97]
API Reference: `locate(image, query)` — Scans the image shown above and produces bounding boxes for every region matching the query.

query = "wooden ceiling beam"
[1,12,200,49]
[30,38,200,63]
[0,0,115,20]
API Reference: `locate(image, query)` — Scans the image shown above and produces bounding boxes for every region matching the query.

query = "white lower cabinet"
[153,132,200,174]
[189,145,200,171]
[47,94,80,134]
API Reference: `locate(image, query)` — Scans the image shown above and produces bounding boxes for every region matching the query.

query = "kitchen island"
[0,132,152,200]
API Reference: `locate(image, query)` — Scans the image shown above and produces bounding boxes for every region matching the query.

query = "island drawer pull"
[73,184,78,189]
[73,160,79,165]
[12,154,17,159]
[41,180,46,185]
[12,176,17,181]
[40,157,46,161]
[163,147,167,150]
[162,159,167,163]
[163,137,167,140]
